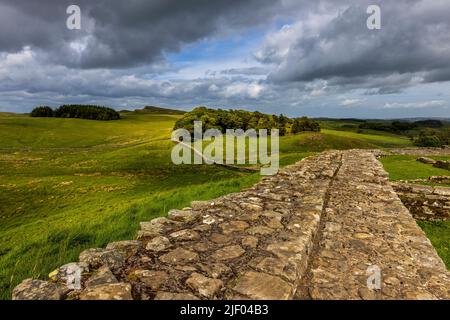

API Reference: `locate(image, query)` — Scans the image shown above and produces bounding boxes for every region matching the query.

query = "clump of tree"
[173,106,320,136]
[359,121,416,133]
[413,128,449,148]
[359,119,443,134]
[414,120,443,128]
[30,106,54,117]
[30,105,120,121]
[357,119,448,147]
[175,107,281,135]
[291,117,321,134]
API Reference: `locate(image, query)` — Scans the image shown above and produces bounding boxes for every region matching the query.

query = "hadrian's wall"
[12,150,450,300]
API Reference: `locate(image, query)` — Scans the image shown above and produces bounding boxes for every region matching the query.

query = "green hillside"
[130,106,186,115]
[0,112,262,299]
[0,111,435,299]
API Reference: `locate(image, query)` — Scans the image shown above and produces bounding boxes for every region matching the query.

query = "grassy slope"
[0,113,263,299]
[321,129,412,148]
[417,221,450,269]
[380,155,450,181]
[0,113,438,298]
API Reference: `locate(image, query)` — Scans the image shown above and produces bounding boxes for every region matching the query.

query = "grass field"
[417,220,450,269]
[0,112,265,299]
[380,155,450,181]
[0,112,446,299]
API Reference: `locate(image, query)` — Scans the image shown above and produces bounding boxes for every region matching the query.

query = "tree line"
[413,128,450,148]
[30,105,120,121]
[359,119,443,133]
[358,119,449,147]
[173,106,320,136]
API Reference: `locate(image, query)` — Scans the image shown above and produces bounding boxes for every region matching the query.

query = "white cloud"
[305,80,328,97]
[383,100,447,109]
[0,46,34,68]
[340,98,364,107]
[220,83,264,99]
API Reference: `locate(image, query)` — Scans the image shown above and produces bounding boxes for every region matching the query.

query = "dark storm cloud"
[263,0,450,87]
[0,0,449,117]
[0,0,292,68]
[2,0,449,82]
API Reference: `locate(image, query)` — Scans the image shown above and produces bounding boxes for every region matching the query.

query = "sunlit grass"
[0,113,262,299]
[417,221,450,269]
[380,155,450,181]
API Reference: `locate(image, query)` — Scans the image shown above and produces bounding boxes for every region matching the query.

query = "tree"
[173,107,295,137]
[414,134,442,147]
[30,106,54,117]
[277,114,288,136]
[291,119,301,134]
[54,105,120,121]
[291,117,321,134]
[414,129,448,147]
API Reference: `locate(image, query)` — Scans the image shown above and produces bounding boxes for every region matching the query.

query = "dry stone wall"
[392,183,450,221]
[12,150,450,300]
[397,176,450,185]
[389,147,450,156]
[416,157,450,171]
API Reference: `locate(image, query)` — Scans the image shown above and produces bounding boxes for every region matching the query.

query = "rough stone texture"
[417,157,437,165]
[434,160,450,170]
[186,273,223,298]
[396,176,450,185]
[137,218,181,239]
[159,248,199,264]
[106,240,142,259]
[79,248,125,270]
[415,156,450,171]
[14,150,450,300]
[169,229,200,241]
[390,147,450,156]
[12,279,64,300]
[211,245,245,261]
[154,292,200,300]
[168,209,201,223]
[392,182,450,221]
[233,272,294,300]
[145,236,171,252]
[128,270,169,291]
[85,266,118,288]
[79,283,133,300]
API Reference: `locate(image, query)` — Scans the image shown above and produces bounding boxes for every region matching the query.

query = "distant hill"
[130,106,186,115]
[0,112,18,117]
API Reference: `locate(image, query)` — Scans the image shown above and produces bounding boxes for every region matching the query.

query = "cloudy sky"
[0,0,449,118]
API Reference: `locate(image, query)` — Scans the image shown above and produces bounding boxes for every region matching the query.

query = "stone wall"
[416,157,450,171]
[12,150,450,300]
[397,176,450,185]
[392,183,450,221]
[434,160,450,170]
[389,147,450,156]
